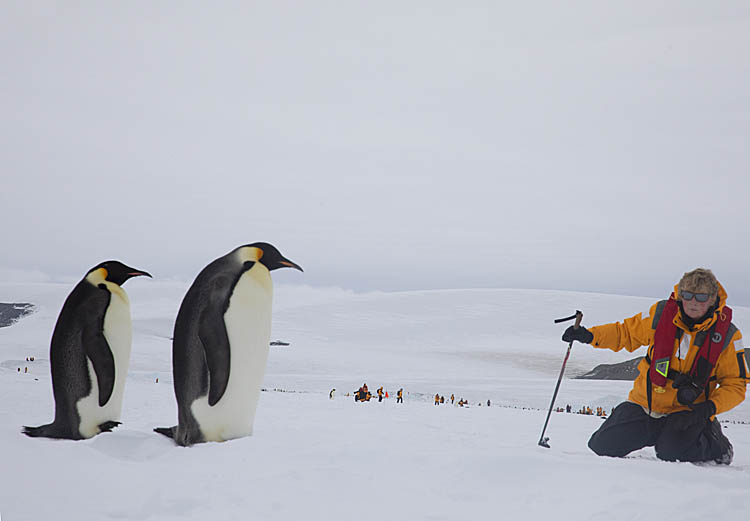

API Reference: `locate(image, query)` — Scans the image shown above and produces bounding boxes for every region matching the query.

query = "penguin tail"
[22,422,77,439]
[154,426,176,439]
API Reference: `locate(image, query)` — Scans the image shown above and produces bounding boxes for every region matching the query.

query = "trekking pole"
[538,310,583,448]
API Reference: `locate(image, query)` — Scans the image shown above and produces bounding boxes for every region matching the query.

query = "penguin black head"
[88,261,152,286]
[239,243,303,272]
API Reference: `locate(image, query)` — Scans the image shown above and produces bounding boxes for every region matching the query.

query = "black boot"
[707,420,733,465]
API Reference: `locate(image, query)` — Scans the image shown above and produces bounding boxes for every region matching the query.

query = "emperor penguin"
[23,261,151,439]
[155,243,302,446]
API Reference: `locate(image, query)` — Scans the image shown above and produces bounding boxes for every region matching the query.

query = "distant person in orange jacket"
[562,269,745,464]
[434,394,440,406]
[377,386,384,402]
[396,388,403,403]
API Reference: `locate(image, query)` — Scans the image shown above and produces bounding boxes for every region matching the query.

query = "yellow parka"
[589,282,747,416]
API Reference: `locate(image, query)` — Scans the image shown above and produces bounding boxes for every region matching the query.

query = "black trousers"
[588,401,732,463]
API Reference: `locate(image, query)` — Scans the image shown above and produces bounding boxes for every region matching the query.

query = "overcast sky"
[2,2,749,304]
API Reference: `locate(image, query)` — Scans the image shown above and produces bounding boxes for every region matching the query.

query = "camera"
[672,373,704,405]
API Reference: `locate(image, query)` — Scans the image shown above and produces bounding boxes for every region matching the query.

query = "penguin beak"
[278,259,303,272]
[127,270,152,279]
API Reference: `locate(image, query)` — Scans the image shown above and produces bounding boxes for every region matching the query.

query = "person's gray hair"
[678,268,719,298]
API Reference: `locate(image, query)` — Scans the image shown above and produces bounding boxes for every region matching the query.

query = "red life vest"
[649,294,733,392]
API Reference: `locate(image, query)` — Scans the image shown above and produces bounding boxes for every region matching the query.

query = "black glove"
[689,400,716,420]
[561,325,593,344]
[669,400,716,431]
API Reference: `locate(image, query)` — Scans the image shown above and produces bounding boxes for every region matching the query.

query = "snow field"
[1,281,749,520]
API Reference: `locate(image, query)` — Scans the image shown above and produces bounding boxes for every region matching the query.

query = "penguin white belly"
[76,291,132,438]
[191,264,273,442]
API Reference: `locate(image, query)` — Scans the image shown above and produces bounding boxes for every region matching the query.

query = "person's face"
[680,287,715,319]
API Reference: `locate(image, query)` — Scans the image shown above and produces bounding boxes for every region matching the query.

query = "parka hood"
[672,280,728,331]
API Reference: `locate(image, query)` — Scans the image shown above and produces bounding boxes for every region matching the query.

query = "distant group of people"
[335,384,404,404]
[555,404,612,417]
[15,355,37,374]
[328,385,493,407]
[355,384,372,402]
[435,393,491,408]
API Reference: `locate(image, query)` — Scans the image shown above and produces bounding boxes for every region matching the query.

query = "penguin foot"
[22,423,80,440]
[154,425,204,446]
[98,421,121,433]
[22,425,48,438]
[154,426,176,439]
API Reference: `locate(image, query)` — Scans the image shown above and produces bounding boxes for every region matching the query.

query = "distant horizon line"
[4,266,749,307]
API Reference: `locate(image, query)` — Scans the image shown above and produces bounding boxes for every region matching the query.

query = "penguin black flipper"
[80,292,116,407]
[199,305,232,407]
[198,264,254,406]
[81,325,115,406]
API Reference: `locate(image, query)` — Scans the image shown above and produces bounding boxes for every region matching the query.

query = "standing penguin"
[155,243,302,446]
[23,261,151,439]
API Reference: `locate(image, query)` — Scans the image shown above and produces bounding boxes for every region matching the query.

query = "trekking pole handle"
[573,310,582,329]
[554,310,583,327]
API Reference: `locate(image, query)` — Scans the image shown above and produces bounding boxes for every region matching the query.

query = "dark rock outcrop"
[576,356,643,381]
[0,303,36,328]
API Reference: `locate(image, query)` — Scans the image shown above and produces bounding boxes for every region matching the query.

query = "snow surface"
[1,281,748,520]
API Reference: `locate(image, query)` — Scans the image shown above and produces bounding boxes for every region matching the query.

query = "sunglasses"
[681,291,711,303]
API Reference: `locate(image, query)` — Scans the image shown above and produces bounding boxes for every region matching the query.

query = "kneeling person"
[563,268,747,464]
